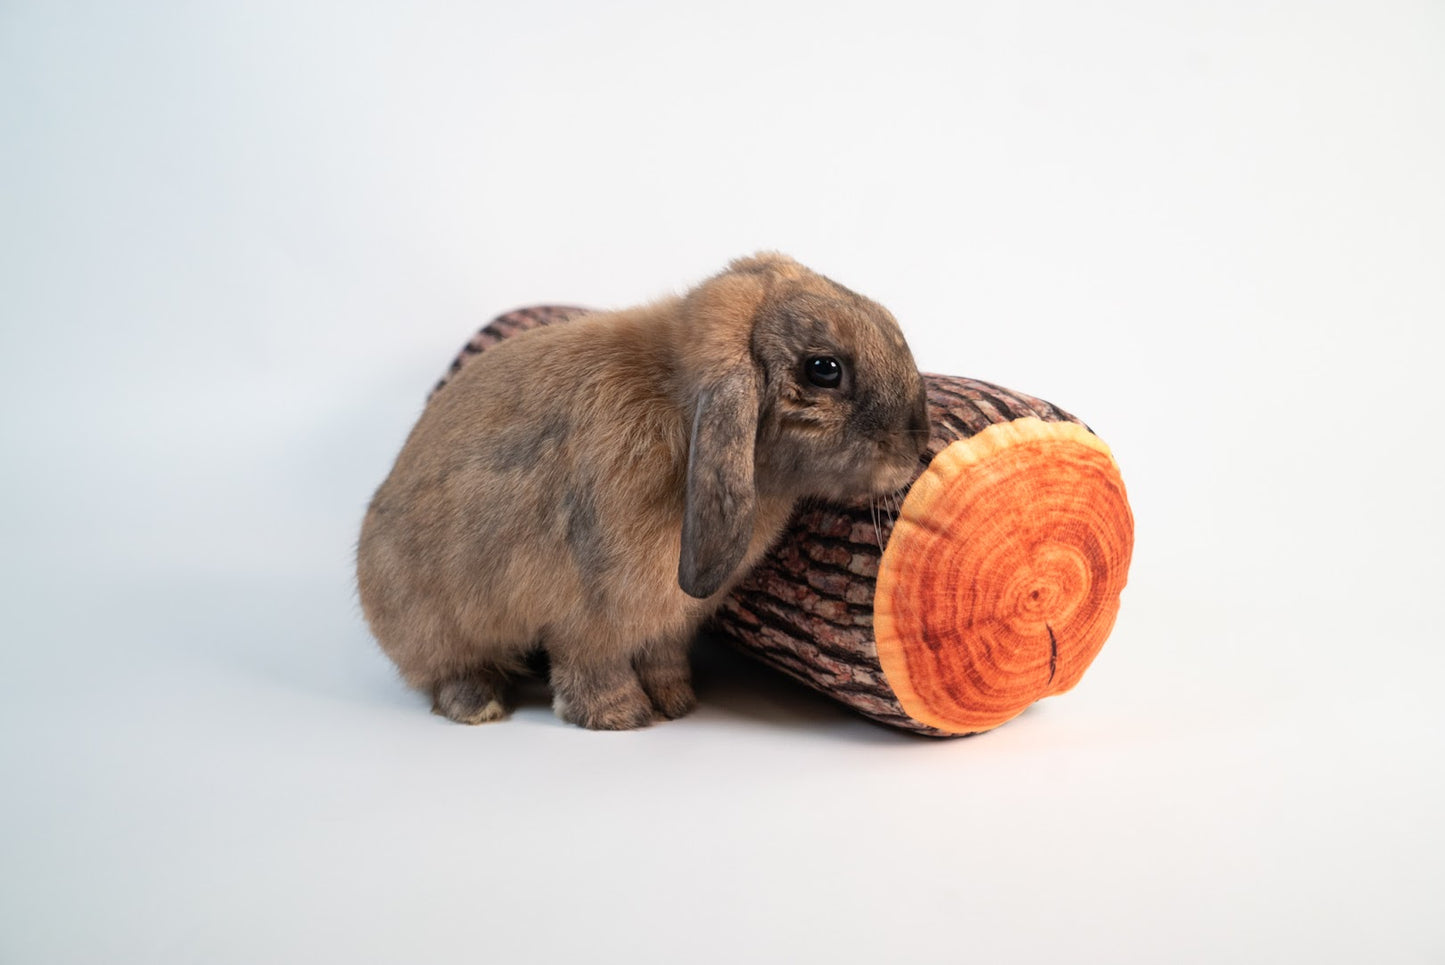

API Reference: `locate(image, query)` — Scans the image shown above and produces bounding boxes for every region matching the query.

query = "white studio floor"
[2,3,1442,963]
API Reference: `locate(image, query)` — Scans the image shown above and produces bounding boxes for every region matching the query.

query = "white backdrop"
[2,1,1442,962]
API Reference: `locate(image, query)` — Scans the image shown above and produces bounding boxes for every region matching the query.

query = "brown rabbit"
[357,253,929,729]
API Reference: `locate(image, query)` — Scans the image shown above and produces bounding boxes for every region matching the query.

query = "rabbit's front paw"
[553,678,655,731]
[638,668,696,720]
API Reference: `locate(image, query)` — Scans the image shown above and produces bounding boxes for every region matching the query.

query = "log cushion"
[437,307,1135,737]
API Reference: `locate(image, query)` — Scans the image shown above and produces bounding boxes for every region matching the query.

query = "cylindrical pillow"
[439,307,1134,737]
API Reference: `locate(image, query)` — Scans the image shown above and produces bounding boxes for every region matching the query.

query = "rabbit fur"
[357,253,928,729]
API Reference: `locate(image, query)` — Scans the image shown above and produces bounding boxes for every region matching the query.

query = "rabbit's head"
[676,253,928,598]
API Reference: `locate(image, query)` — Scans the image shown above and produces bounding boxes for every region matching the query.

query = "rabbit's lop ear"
[678,372,760,599]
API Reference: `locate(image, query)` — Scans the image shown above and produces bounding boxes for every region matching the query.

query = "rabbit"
[356,252,929,730]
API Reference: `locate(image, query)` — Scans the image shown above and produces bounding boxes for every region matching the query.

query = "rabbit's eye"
[805,356,843,389]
